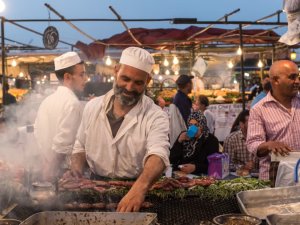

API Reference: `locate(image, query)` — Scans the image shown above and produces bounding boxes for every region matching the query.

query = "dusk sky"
[1,0,286,49]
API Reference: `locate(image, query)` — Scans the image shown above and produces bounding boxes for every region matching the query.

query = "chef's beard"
[113,82,144,106]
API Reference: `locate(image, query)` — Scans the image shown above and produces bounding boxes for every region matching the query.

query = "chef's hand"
[62,169,82,180]
[180,164,196,174]
[258,141,293,157]
[117,188,145,212]
[178,132,190,143]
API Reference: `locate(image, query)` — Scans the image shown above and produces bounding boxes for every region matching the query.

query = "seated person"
[224,110,258,175]
[170,111,219,175]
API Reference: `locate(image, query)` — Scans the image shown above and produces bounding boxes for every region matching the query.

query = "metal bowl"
[213,213,262,225]
[0,219,21,225]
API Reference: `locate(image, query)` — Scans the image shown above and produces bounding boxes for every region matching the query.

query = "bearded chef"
[66,47,170,212]
[34,52,87,180]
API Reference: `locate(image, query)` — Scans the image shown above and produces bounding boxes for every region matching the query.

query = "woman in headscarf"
[170,111,219,175]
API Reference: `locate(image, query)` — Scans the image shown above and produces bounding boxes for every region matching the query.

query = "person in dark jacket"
[170,111,219,175]
[173,74,193,125]
[3,82,17,105]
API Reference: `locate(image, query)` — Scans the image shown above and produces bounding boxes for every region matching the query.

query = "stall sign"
[43,26,59,50]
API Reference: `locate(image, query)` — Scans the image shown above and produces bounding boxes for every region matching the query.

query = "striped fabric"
[246,92,300,180]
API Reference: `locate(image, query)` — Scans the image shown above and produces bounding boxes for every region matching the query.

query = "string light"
[163,58,169,67]
[173,55,179,65]
[12,59,17,67]
[105,56,112,66]
[165,69,170,75]
[290,50,297,61]
[227,61,234,69]
[257,59,264,68]
[237,46,242,55]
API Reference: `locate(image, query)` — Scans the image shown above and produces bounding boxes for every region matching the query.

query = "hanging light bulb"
[158,75,163,81]
[105,56,112,66]
[237,46,242,55]
[227,61,234,69]
[165,69,170,75]
[19,72,24,78]
[290,50,297,61]
[174,71,179,75]
[110,76,115,81]
[153,64,160,75]
[12,59,17,67]
[0,0,6,13]
[173,55,179,65]
[163,58,169,67]
[257,59,264,68]
[233,79,237,84]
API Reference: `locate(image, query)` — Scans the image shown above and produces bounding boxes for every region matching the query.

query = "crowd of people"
[1,46,299,212]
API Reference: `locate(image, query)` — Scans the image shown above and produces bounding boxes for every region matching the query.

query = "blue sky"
[1,0,286,49]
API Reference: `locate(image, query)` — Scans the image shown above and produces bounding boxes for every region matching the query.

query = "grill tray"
[19,211,157,225]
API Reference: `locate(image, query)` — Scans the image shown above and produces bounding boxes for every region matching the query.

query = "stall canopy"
[75,26,280,60]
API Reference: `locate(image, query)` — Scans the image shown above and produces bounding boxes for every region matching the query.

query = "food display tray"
[237,186,300,220]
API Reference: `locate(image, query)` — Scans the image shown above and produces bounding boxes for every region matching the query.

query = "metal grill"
[141,196,240,225]
[7,196,241,225]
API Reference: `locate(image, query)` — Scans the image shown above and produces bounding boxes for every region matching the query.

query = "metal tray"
[237,186,300,220]
[266,213,300,225]
[19,211,157,225]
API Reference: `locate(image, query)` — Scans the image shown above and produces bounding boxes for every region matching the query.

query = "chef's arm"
[117,155,165,212]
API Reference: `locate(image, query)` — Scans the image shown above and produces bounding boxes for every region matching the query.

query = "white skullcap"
[119,47,154,74]
[54,52,82,71]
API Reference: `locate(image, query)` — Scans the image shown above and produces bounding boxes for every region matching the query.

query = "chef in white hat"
[34,52,87,181]
[66,47,170,212]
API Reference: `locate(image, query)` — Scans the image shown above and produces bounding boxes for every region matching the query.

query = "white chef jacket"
[34,86,84,162]
[73,90,170,178]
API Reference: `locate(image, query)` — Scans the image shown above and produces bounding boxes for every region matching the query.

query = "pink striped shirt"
[246,92,300,180]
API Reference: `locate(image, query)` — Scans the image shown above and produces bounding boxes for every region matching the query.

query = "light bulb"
[291,50,297,61]
[233,79,237,84]
[12,59,17,67]
[19,72,24,78]
[111,76,114,81]
[173,56,179,65]
[237,46,242,55]
[44,75,47,79]
[165,69,170,75]
[154,69,159,75]
[244,73,250,77]
[105,56,112,66]
[158,75,163,81]
[163,58,169,67]
[175,71,179,75]
[257,59,264,68]
[227,61,234,69]
[87,78,91,82]
[108,78,111,82]
[36,81,41,85]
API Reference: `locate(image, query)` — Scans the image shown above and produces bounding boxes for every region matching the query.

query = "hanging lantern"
[257,59,264,68]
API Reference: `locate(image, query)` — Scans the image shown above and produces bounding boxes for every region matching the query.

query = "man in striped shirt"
[246,60,300,180]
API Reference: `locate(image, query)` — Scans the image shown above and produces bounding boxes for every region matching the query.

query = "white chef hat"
[54,52,82,71]
[119,47,154,74]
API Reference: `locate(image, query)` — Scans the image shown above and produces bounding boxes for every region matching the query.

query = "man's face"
[69,64,87,93]
[186,81,193,94]
[274,63,300,98]
[114,64,149,106]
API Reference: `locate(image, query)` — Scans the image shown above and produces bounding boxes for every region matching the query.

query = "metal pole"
[1,17,5,106]
[239,24,246,111]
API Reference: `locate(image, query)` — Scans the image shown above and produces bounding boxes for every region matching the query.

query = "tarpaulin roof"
[75,26,280,60]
